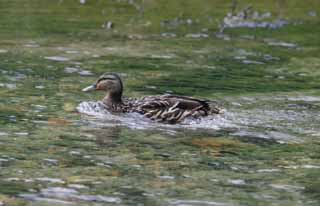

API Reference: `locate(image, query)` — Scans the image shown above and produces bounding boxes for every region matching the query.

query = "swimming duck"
[82,73,220,123]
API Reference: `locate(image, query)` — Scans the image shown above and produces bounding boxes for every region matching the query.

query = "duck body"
[124,94,220,123]
[82,73,220,124]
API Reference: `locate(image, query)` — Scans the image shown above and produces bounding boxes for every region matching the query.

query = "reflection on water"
[94,126,122,147]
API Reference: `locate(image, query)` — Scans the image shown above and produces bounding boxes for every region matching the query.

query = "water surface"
[0,1,320,206]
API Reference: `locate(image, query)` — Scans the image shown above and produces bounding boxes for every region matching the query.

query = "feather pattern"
[122,94,220,123]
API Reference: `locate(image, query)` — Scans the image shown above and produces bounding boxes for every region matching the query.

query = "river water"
[0,1,320,205]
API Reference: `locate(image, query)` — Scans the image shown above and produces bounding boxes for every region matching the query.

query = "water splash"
[76,101,236,131]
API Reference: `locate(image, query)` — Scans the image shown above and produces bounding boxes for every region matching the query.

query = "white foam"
[76,101,236,131]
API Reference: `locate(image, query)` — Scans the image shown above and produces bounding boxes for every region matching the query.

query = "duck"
[81,73,221,124]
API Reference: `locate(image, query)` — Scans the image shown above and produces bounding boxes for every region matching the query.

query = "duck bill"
[82,84,97,92]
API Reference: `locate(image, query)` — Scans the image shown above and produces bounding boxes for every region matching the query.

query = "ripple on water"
[270,184,305,192]
[35,177,65,184]
[78,70,93,76]
[64,67,79,73]
[24,44,40,48]
[301,165,320,169]
[228,179,246,185]
[280,165,320,169]
[232,130,299,143]
[6,177,65,184]
[168,199,234,206]
[35,85,45,89]
[0,132,9,136]
[65,50,79,54]
[257,168,281,173]
[44,56,70,62]
[0,83,17,89]
[67,184,89,189]
[64,67,93,76]
[19,187,121,204]
[19,194,74,205]
[287,96,320,102]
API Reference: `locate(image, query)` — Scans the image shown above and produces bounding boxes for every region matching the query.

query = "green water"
[0,0,320,205]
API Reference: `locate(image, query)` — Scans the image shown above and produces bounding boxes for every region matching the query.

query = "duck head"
[82,73,123,106]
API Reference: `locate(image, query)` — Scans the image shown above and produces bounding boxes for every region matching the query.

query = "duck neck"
[102,91,123,110]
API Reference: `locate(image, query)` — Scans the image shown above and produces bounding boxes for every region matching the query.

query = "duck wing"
[133,95,219,123]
